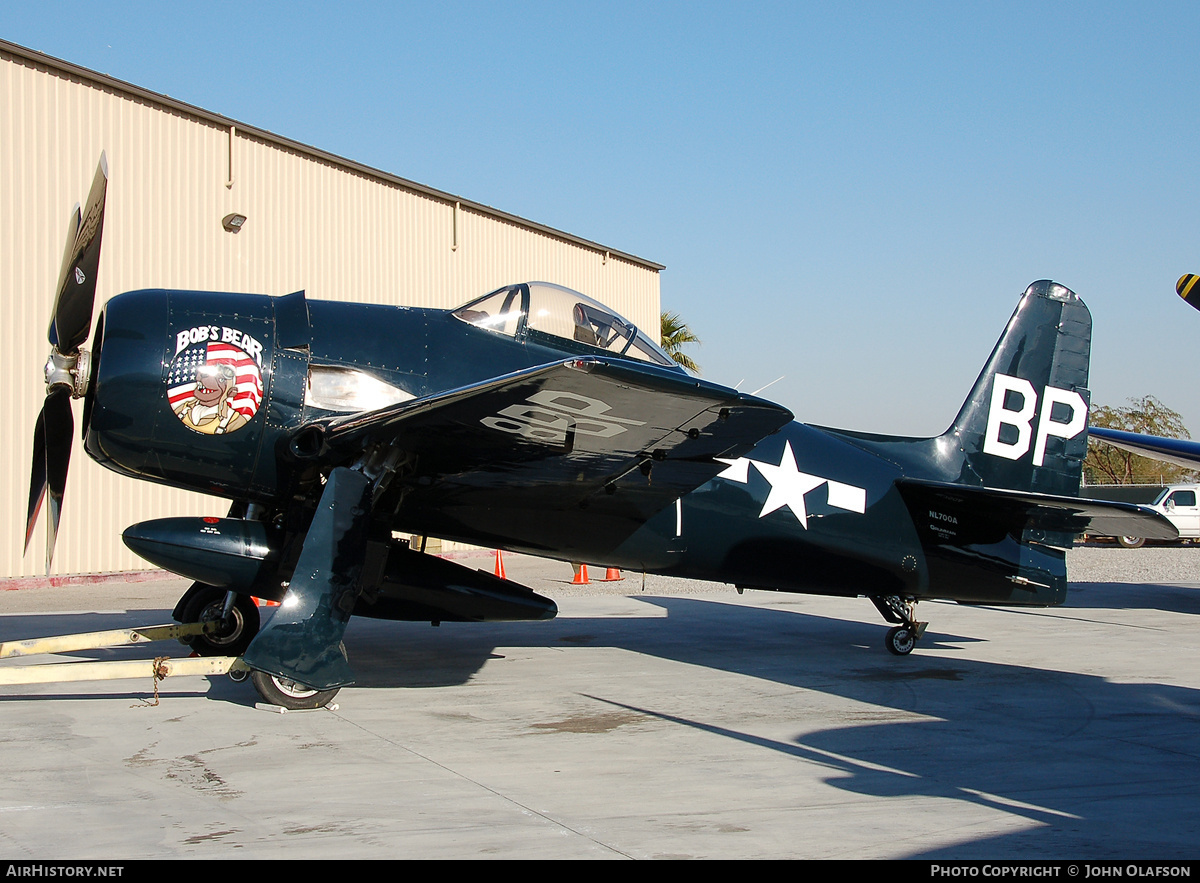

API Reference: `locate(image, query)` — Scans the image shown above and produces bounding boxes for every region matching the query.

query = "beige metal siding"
[1,45,661,578]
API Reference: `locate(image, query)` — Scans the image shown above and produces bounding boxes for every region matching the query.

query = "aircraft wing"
[298,357,794,558]
[897,478,1178,543]
[1089,426,1200,472]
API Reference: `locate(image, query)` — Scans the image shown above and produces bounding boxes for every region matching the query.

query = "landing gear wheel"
[1118,536,1145,549]
[180,587,260,657]
[871,595,926,656]
[250,670,339,710]
[885,625,916,656]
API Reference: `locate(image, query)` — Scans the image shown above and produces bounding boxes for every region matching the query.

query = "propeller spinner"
[25,154,108,570]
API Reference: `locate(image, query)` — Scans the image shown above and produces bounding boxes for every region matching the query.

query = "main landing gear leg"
[174,582,339,709]
[869,595,928,656]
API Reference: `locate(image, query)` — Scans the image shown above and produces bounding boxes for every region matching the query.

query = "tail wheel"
[180,587,260,657]
[872,595,926,656]
[885,626,916,656]
[250,670,339,710]
[1118,536,1145,549]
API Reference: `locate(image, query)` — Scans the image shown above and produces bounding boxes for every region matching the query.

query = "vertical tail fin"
[814,280,1093,602]
[945,280,1091,495]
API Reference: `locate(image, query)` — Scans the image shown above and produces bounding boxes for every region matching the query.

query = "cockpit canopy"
[452,282,678,369]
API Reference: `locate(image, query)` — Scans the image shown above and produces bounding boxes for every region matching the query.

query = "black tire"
[885,625,916,656]
[180,586,261,657]
[250,670,340,710]
[1118,536,1146,549]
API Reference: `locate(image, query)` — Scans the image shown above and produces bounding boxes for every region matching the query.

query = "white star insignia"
[716,441,866,529]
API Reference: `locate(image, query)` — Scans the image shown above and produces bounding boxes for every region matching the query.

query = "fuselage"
[85,286,1071,611]
[85,288,616,499]
[612,422,923,597]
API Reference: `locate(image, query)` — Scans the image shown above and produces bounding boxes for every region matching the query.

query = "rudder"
[945,280,1091,496]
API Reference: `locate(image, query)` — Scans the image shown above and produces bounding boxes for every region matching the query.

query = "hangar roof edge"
[0,38,666,273]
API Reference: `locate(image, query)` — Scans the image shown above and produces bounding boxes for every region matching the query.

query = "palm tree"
[660,311,700,373]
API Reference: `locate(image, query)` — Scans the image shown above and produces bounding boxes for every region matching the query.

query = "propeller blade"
[32,155,106,567]
[24,406,48,556]
[48,204,81,349]
[42,387,74,570]
[51,154,108,354]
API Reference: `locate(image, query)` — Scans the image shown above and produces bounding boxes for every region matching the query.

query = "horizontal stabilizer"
[897,478,1178,543]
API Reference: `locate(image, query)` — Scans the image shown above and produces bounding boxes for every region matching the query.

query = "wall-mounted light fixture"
[222,212,247,233]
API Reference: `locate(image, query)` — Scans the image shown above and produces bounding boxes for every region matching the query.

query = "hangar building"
[0,39,664,579]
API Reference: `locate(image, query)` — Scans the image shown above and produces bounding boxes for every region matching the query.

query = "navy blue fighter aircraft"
[25,157,1175,708]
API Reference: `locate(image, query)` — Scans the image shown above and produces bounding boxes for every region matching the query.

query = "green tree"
[660,311,700,373]
[1085,395,1198,485]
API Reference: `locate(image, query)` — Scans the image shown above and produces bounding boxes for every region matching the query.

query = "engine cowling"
[84,289,309,501]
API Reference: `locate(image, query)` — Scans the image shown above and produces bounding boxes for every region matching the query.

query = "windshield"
[452,282,677,368]
[451,284,526,336]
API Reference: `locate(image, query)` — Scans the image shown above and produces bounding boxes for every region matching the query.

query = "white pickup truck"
[1092,484,1200,548]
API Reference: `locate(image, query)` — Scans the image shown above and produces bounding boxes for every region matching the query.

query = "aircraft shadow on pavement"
[2,597,1199,857]
[1067,579,1200,615]
[346,595,1200,857]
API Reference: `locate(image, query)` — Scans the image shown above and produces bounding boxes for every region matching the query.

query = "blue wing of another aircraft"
[296,356,794,558]
[1089,426,1200,472]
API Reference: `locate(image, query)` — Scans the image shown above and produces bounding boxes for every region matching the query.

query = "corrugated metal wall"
[0,44,662,578]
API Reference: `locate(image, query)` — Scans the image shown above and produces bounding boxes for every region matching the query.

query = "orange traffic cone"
[254,596,280,607]
[494,549,506,579]
[571,563,590,585]
[601,567,623,581]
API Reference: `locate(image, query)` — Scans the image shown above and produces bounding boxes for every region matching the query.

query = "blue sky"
[6,2,1200,436]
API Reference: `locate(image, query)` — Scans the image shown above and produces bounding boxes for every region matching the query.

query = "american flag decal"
[168,339,264,422]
